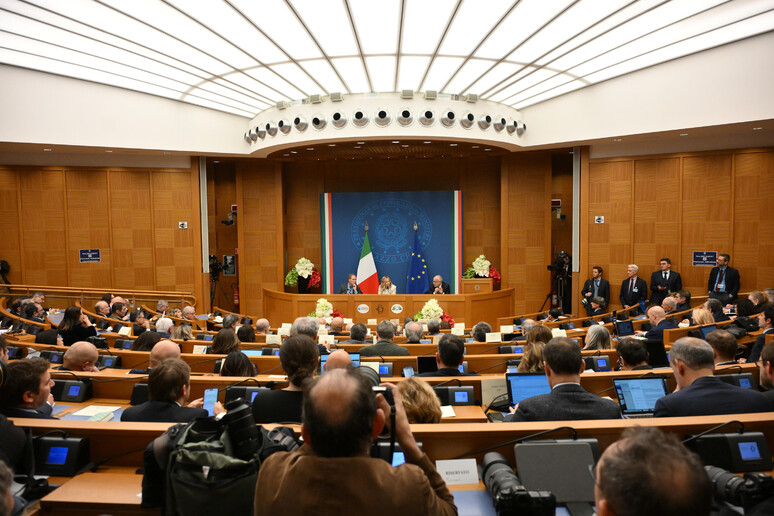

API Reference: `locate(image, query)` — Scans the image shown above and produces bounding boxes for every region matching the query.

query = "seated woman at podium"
[379,276,396,295]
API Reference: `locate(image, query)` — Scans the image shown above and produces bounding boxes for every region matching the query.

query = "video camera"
[546,252,570,279]
[706,465,774,513]
[480,452,555,516]
[209,255,224,277]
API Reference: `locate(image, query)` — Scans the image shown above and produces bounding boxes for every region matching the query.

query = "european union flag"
[405,229,430,294]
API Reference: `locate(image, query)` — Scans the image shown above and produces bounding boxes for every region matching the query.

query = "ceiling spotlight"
[680,133,688,136]
[460,112,475,129]
[278,119,291,134]
[311,114,327,130]
[419,110,435,127]
[244,132,253,143]
[375,109,391,127]
[494,117,506,132]
[352,110,369,127]
[441,110,456,127]
[294,116,308,131]
[506,118,516,134]
[753,127,763,130]
[478,114,492,130]
[397,108,413,126]
[331,111,347,129]
[265,121,278,136]
[516,120,526,136]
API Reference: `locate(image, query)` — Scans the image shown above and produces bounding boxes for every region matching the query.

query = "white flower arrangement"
[472,255,491,277]
[420,298,444,320]
[295,257,314,279]
[315,298,333,318]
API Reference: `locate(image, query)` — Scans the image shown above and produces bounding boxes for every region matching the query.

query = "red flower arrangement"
[488,265,501,285]
[440,312,456,327]
[308,268,322,288]
[331,308,343,318]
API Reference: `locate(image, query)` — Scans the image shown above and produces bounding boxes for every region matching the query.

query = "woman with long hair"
[57,306,97,347]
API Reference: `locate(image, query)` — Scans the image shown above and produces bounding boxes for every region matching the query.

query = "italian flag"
[357,231,379,294]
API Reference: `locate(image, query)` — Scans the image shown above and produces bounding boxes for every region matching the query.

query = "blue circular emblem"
[351,199,432,264]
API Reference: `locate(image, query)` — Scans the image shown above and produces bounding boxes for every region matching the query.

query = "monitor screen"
[739,442,761,460]
[597,359,607,367]
[739,377,752,389]
[67,385,80,396]
[613,378,668,413]
[379,365,389,375]
[454,391,468,403]
[458,364,465,373]
[250,390,260,403]
[47,446,69,465]
[616,320,635,336]
[513,347,523,354]
[699,325,717,339]
[506,373,551,405]
[391,451,406,467]
[349,353,360,367]
[104,357,114,366]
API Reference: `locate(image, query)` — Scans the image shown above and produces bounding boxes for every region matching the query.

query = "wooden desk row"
[46,362,759,406]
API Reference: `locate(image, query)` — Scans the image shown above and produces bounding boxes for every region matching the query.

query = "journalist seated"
[653,337,770,417]
[505,337,621,422]
[254,368,456,516]
[594,426,711,516]
[121,359,223,423]
[417,334,479,376]
[0,358,57,420]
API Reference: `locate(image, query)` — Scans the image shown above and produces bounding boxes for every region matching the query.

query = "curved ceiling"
[1,0,773,119]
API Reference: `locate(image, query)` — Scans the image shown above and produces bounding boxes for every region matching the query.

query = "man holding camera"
[581,266,610,316]
[254,368,456,515]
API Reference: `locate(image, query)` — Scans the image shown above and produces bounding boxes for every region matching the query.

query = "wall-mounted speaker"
[419,110,435,127]
[494,117,506,132]
[506,118,516,134]
[460,112,475,129]
[352,110,369,127]
[516,120,526,136]
[331,111,348,128]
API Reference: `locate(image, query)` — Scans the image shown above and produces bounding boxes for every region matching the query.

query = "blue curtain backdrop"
[321,191,459,294]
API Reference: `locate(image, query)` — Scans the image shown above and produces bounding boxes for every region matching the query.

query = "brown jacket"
[254,445,457,515]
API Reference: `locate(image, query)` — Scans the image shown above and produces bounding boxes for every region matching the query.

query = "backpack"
[141,412,299,515]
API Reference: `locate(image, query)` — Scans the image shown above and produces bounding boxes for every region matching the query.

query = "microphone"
[433,378,462,388]
[715,364,743,374]
[257,363,287,375]
[219,377,261,392]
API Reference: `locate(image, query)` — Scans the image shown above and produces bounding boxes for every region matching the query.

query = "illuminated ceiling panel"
[1,0,771,118]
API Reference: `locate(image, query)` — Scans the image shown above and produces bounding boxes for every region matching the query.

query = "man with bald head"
[128,340,181,374]
[636,306,678,341]
[653,337,770,417]
[255,318,271,335]
[60,341,99,372]
[660,296,677,315]
[329,317,345,336]
[426,275,450,295]
[324,349,351,372]
[254,368,456,515]
[404,321,423,344]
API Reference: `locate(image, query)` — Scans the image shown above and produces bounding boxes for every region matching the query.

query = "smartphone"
[203,388,218,417]
[402,366,415,378]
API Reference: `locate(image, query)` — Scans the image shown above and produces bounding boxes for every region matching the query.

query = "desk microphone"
[220,378,262,392]
[432,378,462,388]
[258,363,287,375]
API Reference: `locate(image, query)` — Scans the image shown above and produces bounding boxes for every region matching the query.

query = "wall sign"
[79,249,101,263]
[693,251,717,267]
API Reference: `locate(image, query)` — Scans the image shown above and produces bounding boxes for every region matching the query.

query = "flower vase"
[298,275,311,294]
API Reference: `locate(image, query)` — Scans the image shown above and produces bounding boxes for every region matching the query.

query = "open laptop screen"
[698,324,717,339]
[615,320,635,337]
[505,373,551,406]
[613,377,668,415]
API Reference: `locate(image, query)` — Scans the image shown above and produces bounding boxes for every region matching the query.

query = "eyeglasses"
[587,462,598,484]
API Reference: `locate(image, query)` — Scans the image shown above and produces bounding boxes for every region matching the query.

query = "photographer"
[254,368,456,515]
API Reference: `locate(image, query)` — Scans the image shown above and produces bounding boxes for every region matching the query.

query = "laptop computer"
[698,324,718,339]
[505,372,551,407]
[615,319,635,337]
[613,377,669,418]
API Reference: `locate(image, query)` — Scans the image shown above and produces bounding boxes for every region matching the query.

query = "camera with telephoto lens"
[222,398,260,461]
[209,255,223,276]
[705,465,774,513]
[480,452,555,516]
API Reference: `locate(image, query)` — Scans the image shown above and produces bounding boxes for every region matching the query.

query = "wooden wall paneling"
[19,169,68,286]
[283,161,324,278]
[680,155,733,294]
[500,153,551,314]
[734,151,774,289]
[109,170,155,291]
[0,169,22,284]
[459,157,500,268]
[237,160,284,316]
[208,164,238,310]
[632,158,680,285]
[65,170,112,288]
[151,170,199,298]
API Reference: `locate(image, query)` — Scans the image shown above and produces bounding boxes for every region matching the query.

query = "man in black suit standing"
[338,273,363,294]
[121,359,222,422]
[505,337,621,422]
[426,275,450,295]
[649,258,682,307]
[653,337,770,417]
[619,264,647,309]
[580,266,610,316]
[707,253,740,305]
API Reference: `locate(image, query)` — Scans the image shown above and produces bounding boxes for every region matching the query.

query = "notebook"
[505,372,551,407]
[613,377,669,418]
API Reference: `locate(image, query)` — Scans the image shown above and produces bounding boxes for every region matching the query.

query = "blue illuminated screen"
[47,446,68,464]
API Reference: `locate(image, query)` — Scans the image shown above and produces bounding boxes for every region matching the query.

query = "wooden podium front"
[460,278,493,294]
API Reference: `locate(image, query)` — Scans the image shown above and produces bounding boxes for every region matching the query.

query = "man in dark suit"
[758,341,774,408]
[404,321,424,343]
[121,359,221,422]
[653,337,770,417]
[426,275,450,295]
[505,337,621,422]
[747,304,774,363]
[0,358,57,419]
[649,258,682,307]
[619,264,647,309]
[707,253,740,305]
[615,338,652,371]
[418,334,479,377]
[636,306,679,341]
[581,266,610,316]
[705,329,738,366]
[674,290,692,313]
[338,273,363,294]
[340,322,368,344]
[359,321,409,357]
[705,298,730,323]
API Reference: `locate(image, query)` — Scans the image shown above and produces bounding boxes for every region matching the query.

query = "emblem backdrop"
[320,191,463,294]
